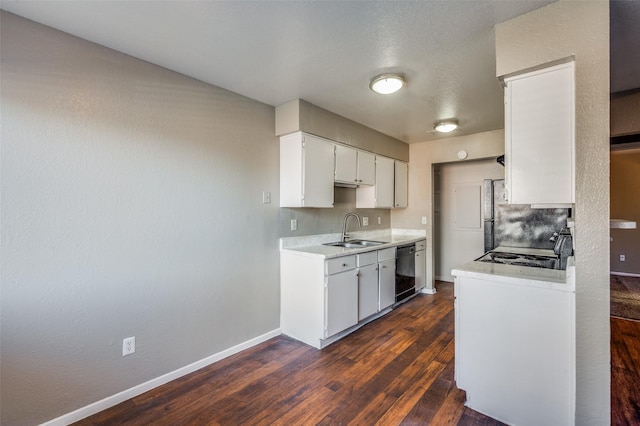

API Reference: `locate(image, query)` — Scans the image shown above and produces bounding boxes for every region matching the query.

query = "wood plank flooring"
[75,282,503,425]
[611,317,640,426]
[74,282,640,425]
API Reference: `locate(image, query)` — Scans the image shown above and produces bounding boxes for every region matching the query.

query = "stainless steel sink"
[323,240,385,248]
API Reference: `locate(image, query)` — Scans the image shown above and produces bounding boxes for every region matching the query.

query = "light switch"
[363,217,369,226]
[421,216,427,225]
[262,191,271,204]
[290,219,297,231]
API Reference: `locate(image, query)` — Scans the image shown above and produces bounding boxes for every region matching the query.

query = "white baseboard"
[41,328,282,426]
[421,288,437,295]
[611,271,640,278]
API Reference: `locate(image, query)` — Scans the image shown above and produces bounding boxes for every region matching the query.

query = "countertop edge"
[451,257,575,291]
[280,232,426,259]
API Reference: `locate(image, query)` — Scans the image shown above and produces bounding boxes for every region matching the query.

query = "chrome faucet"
[341,212,361,242]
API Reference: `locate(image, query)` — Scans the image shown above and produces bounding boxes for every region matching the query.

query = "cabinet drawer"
[377,247,396,262]
[416,240,426,251]
[357,251,378,267]
[326,256,356,275]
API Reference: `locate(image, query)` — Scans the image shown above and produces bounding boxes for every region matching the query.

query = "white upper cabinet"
[394,161,408,208]
[356,155,395,208]
[504,61,575,205]
[357,151,376,186]
[280,132,334,208]
[334,145,375,186]
[334,144,357,185]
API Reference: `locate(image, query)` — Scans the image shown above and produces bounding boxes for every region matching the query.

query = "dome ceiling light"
[369,73,406,95]
[434,120,460,133]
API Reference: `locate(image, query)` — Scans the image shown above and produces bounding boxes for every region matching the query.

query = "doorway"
[434,158,504,282]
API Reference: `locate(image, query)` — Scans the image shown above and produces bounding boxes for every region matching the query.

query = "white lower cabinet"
[378,247,397,310]
[357,252,379,321]
[281,246,397,349]
[454,275,575,425]
[325,268,358,338]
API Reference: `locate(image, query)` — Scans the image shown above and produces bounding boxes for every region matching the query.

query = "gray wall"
[279,187,391,237]
[0,12,280,425]
[495,1,610,424]
[276,99,409,162]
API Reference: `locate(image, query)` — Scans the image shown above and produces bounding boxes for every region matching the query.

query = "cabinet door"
[415,250,426,291]
[335,144,357,185]
[394,161,408,208]
[358,264,379,321]
[302,134,335,207]
[325,270,359,338]
[378,259,396,310]
[505,62,574,205]
[375,156,395,208]
[357,151,376,186]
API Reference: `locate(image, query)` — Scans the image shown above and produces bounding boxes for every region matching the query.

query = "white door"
[335,144,357,184]
[505,62,574,204]
[358,264,379,320]
[325,270,358,338]
[357,151,376,185]
[375,156,395,208]
[378,259,396,310]
[302,135,335,207]
[394,161,408,208]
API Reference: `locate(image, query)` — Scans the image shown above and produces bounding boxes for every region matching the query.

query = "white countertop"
[451,256,575,292]
[280,229,426,259]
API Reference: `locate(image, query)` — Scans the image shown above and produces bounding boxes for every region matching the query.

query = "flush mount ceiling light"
[369,74,406,94]
[434,120,460,133]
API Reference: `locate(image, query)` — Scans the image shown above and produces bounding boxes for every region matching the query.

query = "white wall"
[495,2,610,424]
[435,159,504,282]
[0,12,280,425]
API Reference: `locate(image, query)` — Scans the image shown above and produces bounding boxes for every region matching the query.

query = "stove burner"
[510,261,544,268]
[522,255,552,261]
[491,253,519,260]
[476,250,558,270]
[480,258,506,264]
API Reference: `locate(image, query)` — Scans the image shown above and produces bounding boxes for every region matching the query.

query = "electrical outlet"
[262,191,271,204]
[421,216,427,225]
[378,217,382,225]
[123,336,135,356]
[362,217,369,226]
[620,254,626,262]
[290,219,297,231]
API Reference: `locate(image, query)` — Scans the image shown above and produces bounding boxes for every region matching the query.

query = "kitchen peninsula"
[451,256,576,425]
[280,229,426,349]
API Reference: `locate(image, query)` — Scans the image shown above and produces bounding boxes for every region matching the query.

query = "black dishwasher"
[395,243,416,304]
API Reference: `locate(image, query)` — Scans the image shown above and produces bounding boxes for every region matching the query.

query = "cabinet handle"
[342,263,347,267]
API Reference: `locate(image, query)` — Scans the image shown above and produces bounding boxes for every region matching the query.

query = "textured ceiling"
[2,1,636,143]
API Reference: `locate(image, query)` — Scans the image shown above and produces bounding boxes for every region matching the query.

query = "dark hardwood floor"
[75,282,503,425]
[611,317,640,426]
[74,282,640,425]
